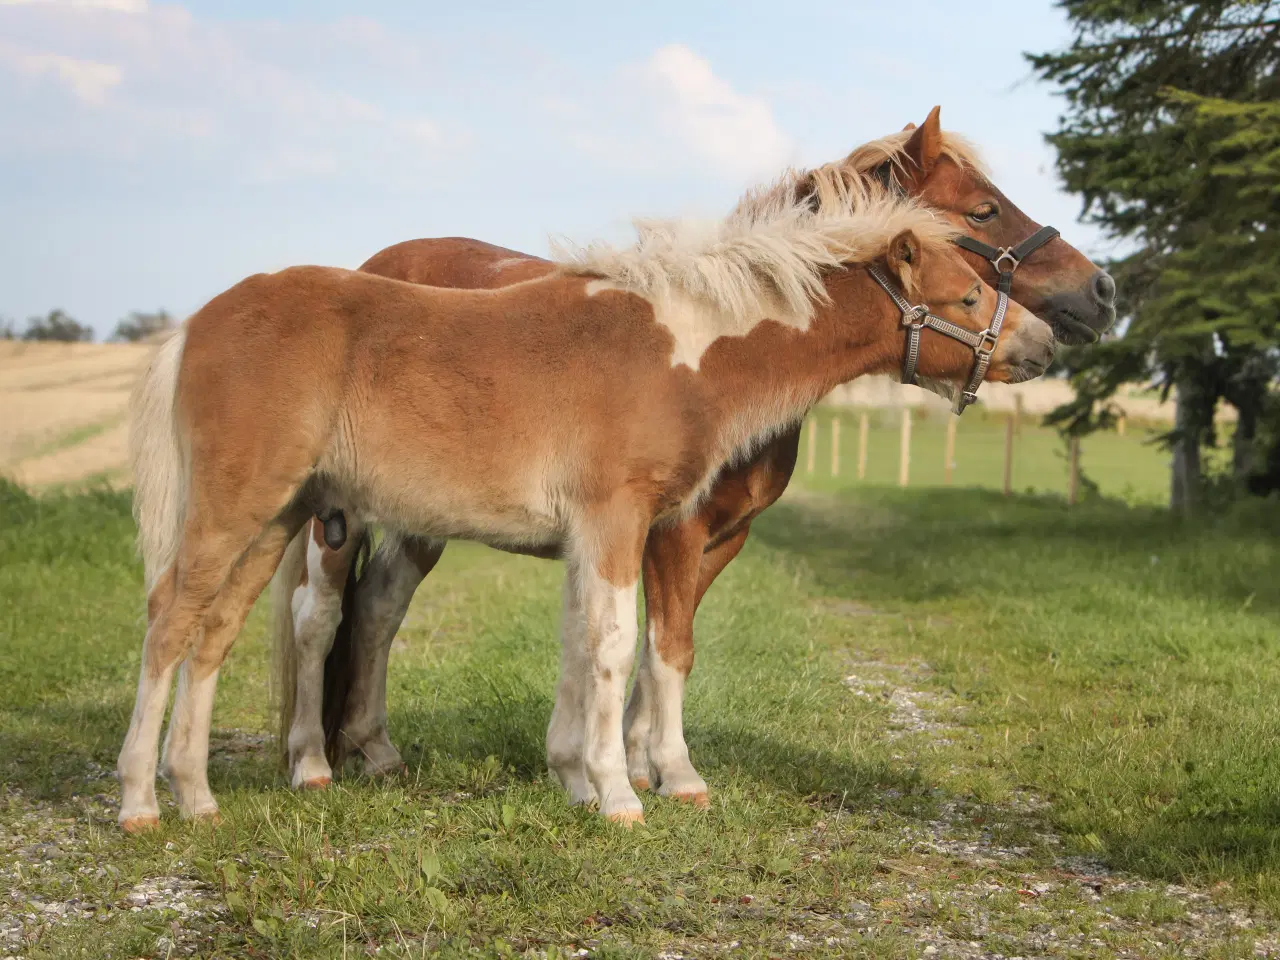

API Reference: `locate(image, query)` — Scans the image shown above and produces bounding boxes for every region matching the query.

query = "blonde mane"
[843,128,988,183]
[553,166,957,323]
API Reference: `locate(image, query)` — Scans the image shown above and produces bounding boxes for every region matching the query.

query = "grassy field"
[801,406,1173,505]
[3,442,1279,957]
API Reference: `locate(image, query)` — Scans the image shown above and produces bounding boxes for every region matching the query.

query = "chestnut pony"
[119,146,1053,830]
[272,109,1114,809]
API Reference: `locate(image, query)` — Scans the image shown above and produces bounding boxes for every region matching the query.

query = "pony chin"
[912,375,962,405]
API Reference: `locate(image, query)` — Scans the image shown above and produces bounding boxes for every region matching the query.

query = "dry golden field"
[0,340,159,489]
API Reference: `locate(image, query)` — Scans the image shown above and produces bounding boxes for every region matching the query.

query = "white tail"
[129,327,190,591]
[269,525,308,763]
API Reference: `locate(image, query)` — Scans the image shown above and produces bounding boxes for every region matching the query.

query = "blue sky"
[0,0,1104,337]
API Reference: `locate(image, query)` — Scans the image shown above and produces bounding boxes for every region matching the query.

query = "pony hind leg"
[284,517,367,789]
[161,505,311,819]
[333,534,443,777]
[118,565,187,831]
[118,518,277,830]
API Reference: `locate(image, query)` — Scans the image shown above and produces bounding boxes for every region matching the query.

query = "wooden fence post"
[857,412,869,480]
[944,414,957,486]
[1068,435,1081,506]
[831,417,841,477]
[1002,411,1016,496]
[806,419,817,474]
[1117,414,1127,437]
[898,407,911,487]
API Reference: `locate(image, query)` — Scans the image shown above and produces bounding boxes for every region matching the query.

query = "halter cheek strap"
[954,225,1060,294]
[867,265,1009,415]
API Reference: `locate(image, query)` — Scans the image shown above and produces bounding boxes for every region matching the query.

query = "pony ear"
[887,230,920,291]
[901,106,943,180]
[901,122,917,131]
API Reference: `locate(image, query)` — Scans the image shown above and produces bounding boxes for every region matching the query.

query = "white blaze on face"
[585,281,810,371]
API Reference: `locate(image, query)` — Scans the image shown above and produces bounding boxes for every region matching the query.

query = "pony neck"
[691,265,900,465]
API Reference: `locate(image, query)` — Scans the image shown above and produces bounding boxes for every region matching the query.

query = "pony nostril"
[1092,272,1116,305]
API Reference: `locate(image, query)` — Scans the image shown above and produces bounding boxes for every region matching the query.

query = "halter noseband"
[868,265,1008,415]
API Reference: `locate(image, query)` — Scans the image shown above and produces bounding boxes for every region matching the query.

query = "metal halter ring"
[902,304,928,328]
[992,249,1020,275]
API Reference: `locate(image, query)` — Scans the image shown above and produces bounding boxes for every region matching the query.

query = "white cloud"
[0,46,121,103]
[534,42,795,187]
[0,2,457,184]
[0,0,147,11]
[641,44,792,181]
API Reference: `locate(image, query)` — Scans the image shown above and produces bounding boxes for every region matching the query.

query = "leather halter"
[868,265,1008,415]
[861,162,1065,412]
[954,225,1060,295]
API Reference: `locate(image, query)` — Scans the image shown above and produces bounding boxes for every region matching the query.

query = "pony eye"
[962,291,980,307]
[968,204,997,223]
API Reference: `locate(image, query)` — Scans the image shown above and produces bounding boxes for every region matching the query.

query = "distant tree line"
[0,309,175,343]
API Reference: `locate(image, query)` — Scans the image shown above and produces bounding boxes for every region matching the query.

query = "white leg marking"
[546,563,597,805]
[161,658,221,817]
[579,566,643,821]
[287,535,347,788]
[622,632,655,791]
[117,650,178,828]
[644,625,706,803]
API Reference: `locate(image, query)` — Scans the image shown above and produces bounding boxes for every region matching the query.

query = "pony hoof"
[302,776,331,791]
[671,791,710,810]
[630,776,651,792]
[191,809,222,825]
[605,810,645,828]
[119,814,160,834]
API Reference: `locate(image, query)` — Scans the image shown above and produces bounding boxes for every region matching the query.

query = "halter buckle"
[977,329,999,356]
[902,304,928,329]
[992,249,1020,275]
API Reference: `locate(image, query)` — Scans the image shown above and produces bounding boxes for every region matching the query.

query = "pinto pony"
[273,109,1116,808]
[121,152,1054,831]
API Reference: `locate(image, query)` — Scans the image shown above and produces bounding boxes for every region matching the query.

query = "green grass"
[800,404,1172,504]
[2,475,1279,958]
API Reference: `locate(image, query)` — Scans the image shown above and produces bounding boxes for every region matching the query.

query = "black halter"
[954,225,1060,295]
[868,265,1008,415]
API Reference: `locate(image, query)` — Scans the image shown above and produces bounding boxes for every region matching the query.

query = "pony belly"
[316,442,572,552]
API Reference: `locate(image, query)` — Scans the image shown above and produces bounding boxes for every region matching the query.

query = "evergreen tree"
[1029,1,1280,508]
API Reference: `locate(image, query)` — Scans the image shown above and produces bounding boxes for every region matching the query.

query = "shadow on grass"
[752,486,1280,619]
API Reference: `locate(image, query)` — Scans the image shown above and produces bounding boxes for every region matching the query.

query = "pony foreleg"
[287,519,365,789]
[573,517,647,825]
[337,535,443,776]
[624,520,720,807]
[623,522,701,793]
[546,560,597,805]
